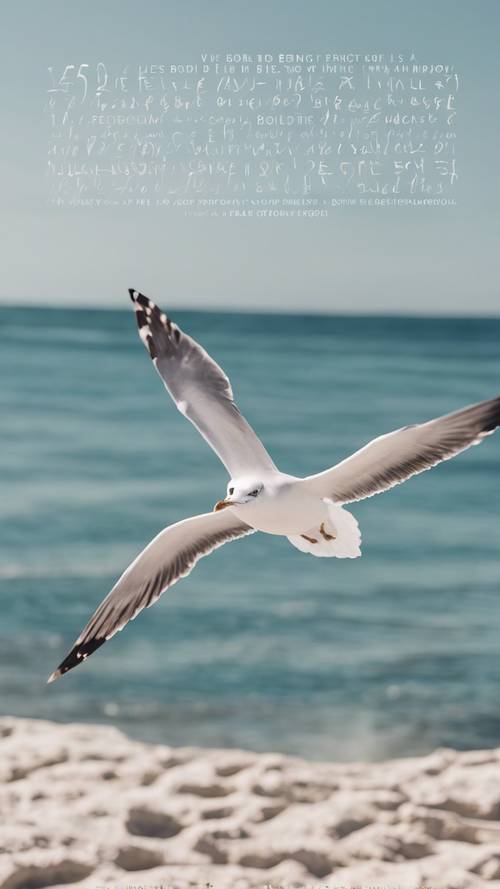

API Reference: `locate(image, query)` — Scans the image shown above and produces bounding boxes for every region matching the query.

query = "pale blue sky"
[1,0,499,314]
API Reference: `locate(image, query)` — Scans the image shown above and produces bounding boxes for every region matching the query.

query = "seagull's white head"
[214,479,264,512]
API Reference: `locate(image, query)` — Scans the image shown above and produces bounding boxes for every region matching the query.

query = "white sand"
[2,717,500,888]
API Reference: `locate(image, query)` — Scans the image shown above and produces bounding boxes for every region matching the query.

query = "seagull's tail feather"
[288,503,361,559]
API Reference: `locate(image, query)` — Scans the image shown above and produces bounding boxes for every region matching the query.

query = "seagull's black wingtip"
[47,637,107,686]
[128,288,151,309]
[483,395,500,433]
[47,669,61,684]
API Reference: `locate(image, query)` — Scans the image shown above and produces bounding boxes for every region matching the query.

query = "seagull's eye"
[249,489,259,497]
[229,487,234,495]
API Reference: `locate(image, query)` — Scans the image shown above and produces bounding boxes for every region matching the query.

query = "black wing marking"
[129,289,277,477]
[48,511,255,682]
[305,396,500,503]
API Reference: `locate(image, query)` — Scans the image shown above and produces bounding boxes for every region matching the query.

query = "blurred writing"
[45,52,459,215]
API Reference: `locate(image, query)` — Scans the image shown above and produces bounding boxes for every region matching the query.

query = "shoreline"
[2,716,500,888]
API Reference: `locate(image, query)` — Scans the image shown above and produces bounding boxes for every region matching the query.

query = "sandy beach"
[2,718,500,888]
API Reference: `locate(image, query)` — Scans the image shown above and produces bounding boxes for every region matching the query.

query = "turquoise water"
[1,305,500,761]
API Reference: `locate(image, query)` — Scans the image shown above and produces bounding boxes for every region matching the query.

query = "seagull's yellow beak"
[214,498,233,512]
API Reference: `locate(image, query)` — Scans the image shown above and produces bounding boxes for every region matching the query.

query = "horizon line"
[1,300,500,322]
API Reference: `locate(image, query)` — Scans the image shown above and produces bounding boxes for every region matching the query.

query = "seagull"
[48,289,500,682]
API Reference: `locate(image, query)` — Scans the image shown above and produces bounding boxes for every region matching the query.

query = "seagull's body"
[225,473,314,535]
[48,290,500,682]
[221,473,360,557]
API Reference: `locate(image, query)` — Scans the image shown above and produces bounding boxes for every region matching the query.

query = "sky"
[1,0,499,315]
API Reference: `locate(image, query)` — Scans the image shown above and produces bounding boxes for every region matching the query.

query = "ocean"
[1,305,500,761]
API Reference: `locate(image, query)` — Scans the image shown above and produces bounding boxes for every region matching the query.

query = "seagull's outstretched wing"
[48,510,255,682]
[304,396,500,504]
[129,289,277,477]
